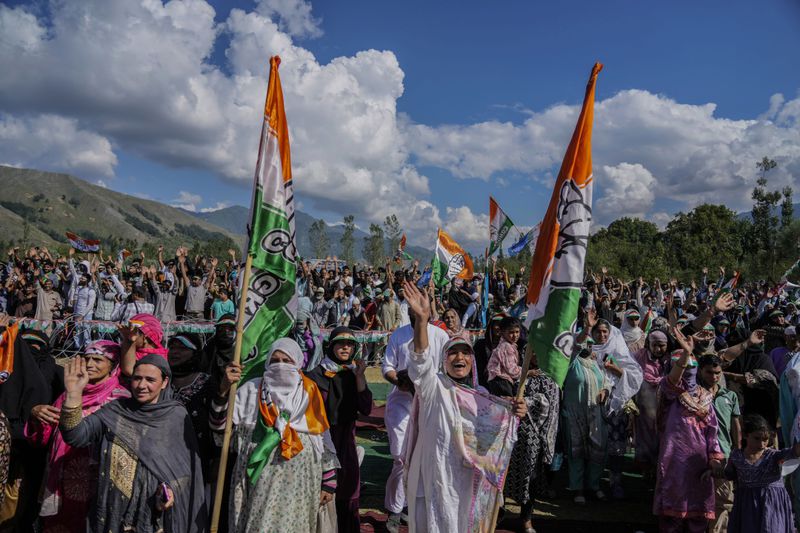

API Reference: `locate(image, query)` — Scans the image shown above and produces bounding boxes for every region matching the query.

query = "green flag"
[240,56,298,382]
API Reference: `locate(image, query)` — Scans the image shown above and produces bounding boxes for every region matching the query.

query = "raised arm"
[668,327,694,387]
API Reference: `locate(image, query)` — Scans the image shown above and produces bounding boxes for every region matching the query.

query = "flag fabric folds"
[489,197,514,256]
[432,228,474,288]
[65,232,100,253]
[507,223,541,257]
[524,63,602,387]
[394,233,413,263]
[240,56,298,382]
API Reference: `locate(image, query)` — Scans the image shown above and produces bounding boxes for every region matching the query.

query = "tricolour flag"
[240,56,298,382]
[393,233,413,263]
[432,228,474,288]
[507,223,541,257]
[713,271,740,304]
[489,196,514,256]
[524,63,602,387]
[65,232,100,253]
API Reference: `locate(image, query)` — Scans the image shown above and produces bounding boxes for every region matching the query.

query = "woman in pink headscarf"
[24,340,129,533]
[118,313,169,377]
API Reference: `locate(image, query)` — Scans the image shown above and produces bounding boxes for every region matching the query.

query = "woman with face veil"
[224,338,340,533]
[58,354,207,532]
[400,281,526,532]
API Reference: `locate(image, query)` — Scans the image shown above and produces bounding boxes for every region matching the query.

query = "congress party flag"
[240,56,298,382]
[65,232,100,253]
[489,196,515,256]
[432,228,474,288]
[525,63,602,387]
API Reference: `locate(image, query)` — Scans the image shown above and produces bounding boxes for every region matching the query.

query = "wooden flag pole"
[209,253,253,533]
[489,339,536,532]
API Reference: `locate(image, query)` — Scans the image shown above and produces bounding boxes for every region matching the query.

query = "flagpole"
[489,340,536,532]
[209,253,253,533]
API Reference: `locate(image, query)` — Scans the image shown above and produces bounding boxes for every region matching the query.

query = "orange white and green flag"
[525,63,602,387]
[432,228,474,288]
[241,56,298,381]
[489,196,515,256]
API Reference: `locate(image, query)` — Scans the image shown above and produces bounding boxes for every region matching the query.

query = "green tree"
[383,214,402,257]
[308,219,330,259]
[340,215,356,264]
[751,157,781,275]
[362,223,385,267]
[781,186,794,229]
[586,217,668,279]
[662,204,746,279]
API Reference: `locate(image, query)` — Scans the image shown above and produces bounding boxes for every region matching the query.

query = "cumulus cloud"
[595,163,657,221]
[443,206,490,248]
[255,0,322,39]
[0,113,117,177]
[406,89,800,222]
[171,190,203,211]
[1,0,799,250]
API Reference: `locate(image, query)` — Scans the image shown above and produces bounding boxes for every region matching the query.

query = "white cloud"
[170,190,203,212]
[405,89,800,219]
[443,206,490,248]
[0,113,117,177]
[595,163,657,221]
[95,180,108,188]
[255,0,322,39]
[200,201,232,213]
[1,0,800,250]
[649,211,673,230]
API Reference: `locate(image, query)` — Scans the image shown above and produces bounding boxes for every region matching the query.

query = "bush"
[123,214,160,237]
[68,197,81,208]
[32,193,45,203]
[133,204,163,225]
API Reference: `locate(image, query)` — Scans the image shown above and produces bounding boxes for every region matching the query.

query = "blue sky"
[1,0,799,250]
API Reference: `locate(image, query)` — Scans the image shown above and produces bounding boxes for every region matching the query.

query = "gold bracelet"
[59,404,83,430]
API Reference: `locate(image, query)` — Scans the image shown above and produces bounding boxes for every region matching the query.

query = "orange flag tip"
[271,56,281,68]
[592,62,603,74]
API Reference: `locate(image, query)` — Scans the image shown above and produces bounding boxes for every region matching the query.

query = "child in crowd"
[486,316,522,396]
[723,414,798,532]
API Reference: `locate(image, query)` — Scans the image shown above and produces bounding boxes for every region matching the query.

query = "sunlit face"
[131,364,168,404]
[745,431,771,453]
[443,309,460,332]
[269,350,294,365]
[699,364,722,387]
[444,346,473,380]
[501,326,521,345]
[84,354,113,383]
[592,324,610,345]
[333,340,356,362]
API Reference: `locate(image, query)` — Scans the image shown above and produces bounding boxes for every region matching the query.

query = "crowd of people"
[2,242,800,533]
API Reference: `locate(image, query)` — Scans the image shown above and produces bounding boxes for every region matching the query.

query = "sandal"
[594,489,608,501]
[574,495,586,504]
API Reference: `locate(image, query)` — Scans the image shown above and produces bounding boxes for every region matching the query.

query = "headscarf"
[591,322,643,415]
[620,309,643,345]
[129,313,168,359]
[92,354,206,533]
[308,327,362,426]
[25,340,129,518]
[242,338,329,483]
[634,329,670,386]
[167,333,202,379]
[403,332,518,523]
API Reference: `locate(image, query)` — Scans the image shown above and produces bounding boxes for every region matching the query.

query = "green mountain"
[0,165,239,251]
[0,166,432,264]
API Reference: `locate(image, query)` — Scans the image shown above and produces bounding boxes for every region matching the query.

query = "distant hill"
[0,166,240,250]
[189,205,432,263]
[737,204,800,221]
[0,166,432,263]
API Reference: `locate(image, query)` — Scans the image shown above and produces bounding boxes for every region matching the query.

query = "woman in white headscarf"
[590,317,643,500]
[224,338,340,533]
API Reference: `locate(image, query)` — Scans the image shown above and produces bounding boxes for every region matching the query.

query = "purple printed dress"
[724,447,796,532]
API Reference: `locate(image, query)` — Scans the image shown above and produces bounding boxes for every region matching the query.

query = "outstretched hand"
[64,356,90,395]
[714,293,735,313]
[672,326,694,355]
